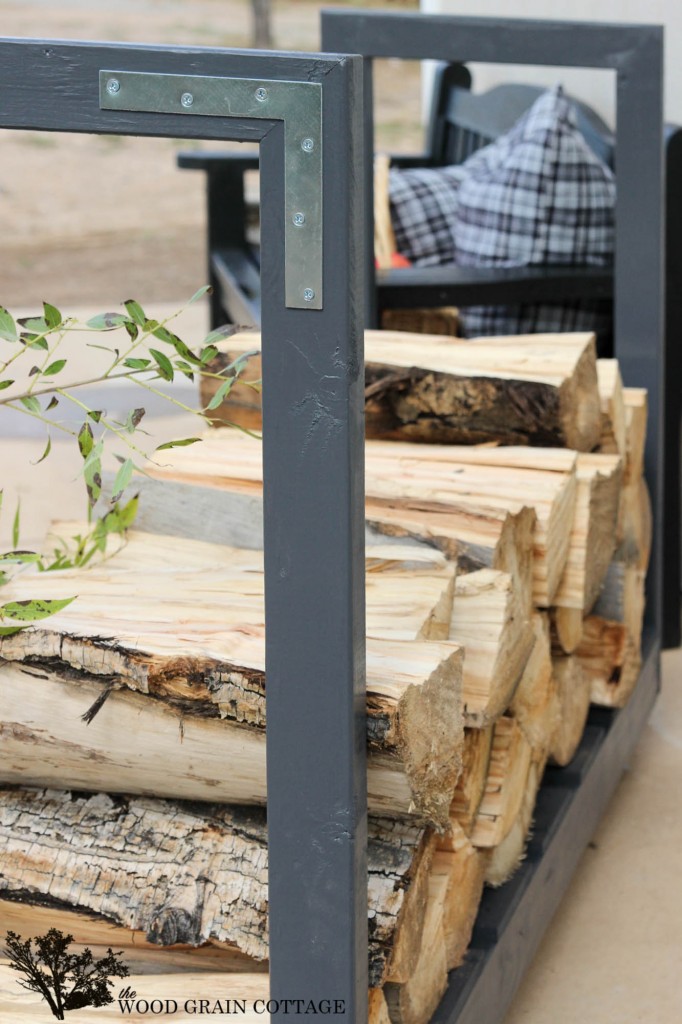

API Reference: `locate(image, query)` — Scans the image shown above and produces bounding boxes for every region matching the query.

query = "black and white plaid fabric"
[389,86,615,339]
[388,165,465,266]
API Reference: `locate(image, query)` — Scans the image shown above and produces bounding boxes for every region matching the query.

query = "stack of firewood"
[0,330,650,1024]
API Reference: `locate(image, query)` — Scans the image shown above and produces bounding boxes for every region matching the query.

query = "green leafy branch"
[0,286,260,638]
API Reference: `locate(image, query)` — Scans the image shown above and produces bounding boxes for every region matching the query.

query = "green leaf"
[42,301,62,330]
[22,335,49,351]
[0,550,42,565]
[188,284,212,305]
[200,345,220,366]
[86,312,130,331]
[20,396,41,415]
[43,358,67,377]
[124,299,146,327]
[12,501,20,548]
[202,324,240,347]
[46,396,59,411]
[33,436,52,465]
[0,379,14,391]
[149,348,174,382]
[78,422,94,460]
[18,315,48,334]
[123,321,139,342]
[0,595,75,623]
[156,437,202,451]
[207,377,234,411]
[125,407,145,432]
[0,306,18,342]
[87,409,102,423]
[117,494,139,531]
[111,458,134,501]
[123,357,151,370]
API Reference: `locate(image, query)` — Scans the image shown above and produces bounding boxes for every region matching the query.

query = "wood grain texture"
[201,331,601,450]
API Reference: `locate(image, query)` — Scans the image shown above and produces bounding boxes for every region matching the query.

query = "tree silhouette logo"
[4,928,129,1019]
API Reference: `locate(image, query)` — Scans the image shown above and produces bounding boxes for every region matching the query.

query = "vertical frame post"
[0,39,367,1023]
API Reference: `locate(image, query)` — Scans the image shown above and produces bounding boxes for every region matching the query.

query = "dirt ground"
[0,0,423,311]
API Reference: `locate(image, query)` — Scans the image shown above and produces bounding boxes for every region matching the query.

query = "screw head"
[255,87,268,102]
[181,92,194,108]
[106,78,120,95]
[303,288,315,302]
[293,212,306,227]
[301,137,315,153]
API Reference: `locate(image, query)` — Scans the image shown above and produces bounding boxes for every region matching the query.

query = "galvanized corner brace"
[100,69,323,310]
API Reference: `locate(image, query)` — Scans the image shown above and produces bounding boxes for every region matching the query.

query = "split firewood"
[369,989,393,1024]
[617,476,653,570]
[383,870,448,1024]
[596,358,627,457]
[622,387,647,483]
[548,655,592,766]
[470,717,533,849]
[434,830,489,969]
[450,568,534,726]
[510,614,560,760]
[201,331,601,451]
[0,532,464,826]
[485,758,542,887]
[0,787,432,990]
[449,726,494,834]
[380,307,460,336]
[144,429,572,608]
[549,606,584,653]
[576,614,642,709]
[553,453,622,614]
[362,442,576,607]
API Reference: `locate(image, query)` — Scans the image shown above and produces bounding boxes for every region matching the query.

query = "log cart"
[0,17,668,1024]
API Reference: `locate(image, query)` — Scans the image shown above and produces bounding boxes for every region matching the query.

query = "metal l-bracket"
[100,70,323,310]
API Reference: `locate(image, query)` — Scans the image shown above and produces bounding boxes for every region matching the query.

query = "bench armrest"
[377,264,614,308]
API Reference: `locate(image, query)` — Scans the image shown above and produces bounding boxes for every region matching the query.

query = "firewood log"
[553,453,622,614]
[0,788,432,990]
[201,331,601,451]
[434,830,489,968]
[0,531,464,826]
[596,358,627,457]
[622,387,647,483]
[470,717,532,849]
[449,726,494,834]
[485,758,543,887]
[576,614,642,709]
[548,655,591,766]
[510,613,560,759]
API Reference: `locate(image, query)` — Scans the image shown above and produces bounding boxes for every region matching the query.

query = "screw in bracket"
[181,92,194,108]
[293,212,306,227]
[303,288,315,303]
[301,137,315,153]
[255,87,268,102]
[106,79,120,95]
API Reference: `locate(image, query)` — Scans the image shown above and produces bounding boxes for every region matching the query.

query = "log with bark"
[0,787,432,991]
[0,532,464,826]
[200,330,601,450]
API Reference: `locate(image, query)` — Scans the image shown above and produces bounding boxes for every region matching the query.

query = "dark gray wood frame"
[0,39,368,1023]
[319,10,667,1022]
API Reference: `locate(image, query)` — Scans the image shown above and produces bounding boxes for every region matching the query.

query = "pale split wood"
[369,988,393,1024]
[470,716,533,849]
[383,871,448,1024]
[0,530,463,827]
[200,331,601,450]
[374,153,396,271]
[622,387,647,483]
[596,358,627,457]
[449,726,494,835]
[553,452,623,613]
[485,758,543,888]
[548,655,592,767]
[432,831,489,969]
[450,568,534,726]
[617,476,653,570]
[510,613,561,760]
[549,606,584,654]
[0,788,430,990]
[576,615,642,709]
[380,307,460,336]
